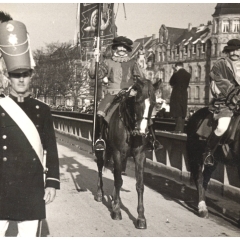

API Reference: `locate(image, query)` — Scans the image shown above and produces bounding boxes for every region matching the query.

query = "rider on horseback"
[203,39,240,166]
[89,36,163,152]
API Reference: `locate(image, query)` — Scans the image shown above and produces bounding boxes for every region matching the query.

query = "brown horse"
[95,77,161,229]
[186,107,240,218]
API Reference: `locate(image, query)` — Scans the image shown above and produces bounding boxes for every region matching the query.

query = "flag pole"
[92,3,101,153]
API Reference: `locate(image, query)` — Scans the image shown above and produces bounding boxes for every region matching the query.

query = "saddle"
[104,88,129,124]
[196,112,240,158]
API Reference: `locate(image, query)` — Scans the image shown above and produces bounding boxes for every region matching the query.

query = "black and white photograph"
[0,1,240,237]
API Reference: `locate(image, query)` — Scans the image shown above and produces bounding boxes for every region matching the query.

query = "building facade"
[134,3,240,112]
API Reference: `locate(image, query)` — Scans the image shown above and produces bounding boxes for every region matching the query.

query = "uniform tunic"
[0,94,60,221]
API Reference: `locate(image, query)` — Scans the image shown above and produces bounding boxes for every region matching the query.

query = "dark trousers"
[175,117,185,132]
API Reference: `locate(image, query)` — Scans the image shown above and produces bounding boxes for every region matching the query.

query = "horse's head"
[131,76,162,136]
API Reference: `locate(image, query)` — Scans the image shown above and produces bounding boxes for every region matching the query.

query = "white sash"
[0,96,44,167]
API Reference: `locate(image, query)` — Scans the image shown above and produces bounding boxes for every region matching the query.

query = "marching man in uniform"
[0,12,60,237]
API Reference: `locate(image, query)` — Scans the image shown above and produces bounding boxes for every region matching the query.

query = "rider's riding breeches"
[214,117,231,136]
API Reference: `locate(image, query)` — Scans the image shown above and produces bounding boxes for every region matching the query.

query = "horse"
[186,106,240,218]
[95,77,161,229]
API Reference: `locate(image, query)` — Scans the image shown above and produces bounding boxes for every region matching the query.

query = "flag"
[79,3,114,56]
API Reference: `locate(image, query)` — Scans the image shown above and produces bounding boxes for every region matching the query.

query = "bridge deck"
[5,132,240,236]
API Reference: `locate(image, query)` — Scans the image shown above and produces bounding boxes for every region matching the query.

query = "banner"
[80,3,114,50]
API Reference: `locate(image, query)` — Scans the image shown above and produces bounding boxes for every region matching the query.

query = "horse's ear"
[153,78,162,91]
[134,75,144,87]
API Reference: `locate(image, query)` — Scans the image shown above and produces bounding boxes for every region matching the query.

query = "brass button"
[37,114,40,118]
[33,158,36,161]
[36,105,40,109]
[1,113,5,117]
[3,157,7,161]
[2,135,6,139]
[3,146,7,150]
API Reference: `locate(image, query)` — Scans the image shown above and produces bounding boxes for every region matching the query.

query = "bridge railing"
[52,111,240,202]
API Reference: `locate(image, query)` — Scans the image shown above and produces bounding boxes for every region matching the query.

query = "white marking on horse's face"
[139,98,150,134]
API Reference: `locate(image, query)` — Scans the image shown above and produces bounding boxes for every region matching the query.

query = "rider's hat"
[222,39,240,53]
[112,36,133,52]
[0,19,35,73]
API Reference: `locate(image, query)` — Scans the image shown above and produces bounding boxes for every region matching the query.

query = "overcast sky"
[0,2,218,51]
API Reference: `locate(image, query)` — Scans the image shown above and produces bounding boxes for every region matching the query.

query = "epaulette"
[34,98,49,107]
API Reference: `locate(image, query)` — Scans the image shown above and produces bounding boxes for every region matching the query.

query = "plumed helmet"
[112,36,133,52]
[0,11,35,73]
[222,39,240,53]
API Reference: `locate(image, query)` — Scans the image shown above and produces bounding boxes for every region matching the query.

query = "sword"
[38,150,47,237]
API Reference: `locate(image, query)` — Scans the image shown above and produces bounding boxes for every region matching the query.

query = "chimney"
[188,23,192,31]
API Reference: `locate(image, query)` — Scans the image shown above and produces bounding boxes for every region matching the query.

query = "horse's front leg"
[197,163,216,218]
[111,150,123,220]
[134,148,147,229]
[95,151,104,202]
[195,163,208,218]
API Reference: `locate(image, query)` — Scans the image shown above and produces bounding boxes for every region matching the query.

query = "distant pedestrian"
[169,62,191,133]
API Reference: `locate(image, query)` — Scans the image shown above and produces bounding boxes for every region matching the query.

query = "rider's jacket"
[209,57,240,119]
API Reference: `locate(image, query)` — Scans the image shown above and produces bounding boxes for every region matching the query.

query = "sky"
[0,2,219,51]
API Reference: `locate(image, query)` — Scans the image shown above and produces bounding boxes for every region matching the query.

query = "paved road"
[5,133,240,237]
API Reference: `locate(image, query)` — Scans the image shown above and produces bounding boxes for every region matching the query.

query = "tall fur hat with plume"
[0,11,35,74]
[0,11,13,23]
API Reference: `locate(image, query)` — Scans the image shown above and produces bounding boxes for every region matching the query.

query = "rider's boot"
[203,131,221,166]
[94,115,106,151]
[146,124,163,151]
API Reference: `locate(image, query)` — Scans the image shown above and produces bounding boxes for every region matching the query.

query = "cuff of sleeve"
[45,179,60,189]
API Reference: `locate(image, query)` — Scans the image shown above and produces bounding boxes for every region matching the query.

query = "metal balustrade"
[52,112,240,202]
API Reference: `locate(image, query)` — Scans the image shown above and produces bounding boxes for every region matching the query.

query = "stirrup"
[153,140,163,151]
[94,139,106,151]
[203,152,214,166]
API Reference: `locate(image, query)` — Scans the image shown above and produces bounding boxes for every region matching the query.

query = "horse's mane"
[106,79,156,133]
[135,79,156,106]
[119,96,135,132]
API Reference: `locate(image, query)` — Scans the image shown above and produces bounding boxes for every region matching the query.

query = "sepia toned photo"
[0,2,239,237]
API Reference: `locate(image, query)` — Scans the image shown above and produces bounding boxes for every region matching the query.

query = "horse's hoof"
[136,218,147,229]
[95,195,103,202]
[199,210,209,218]
[94,192,103,202]
[111,211,122,220]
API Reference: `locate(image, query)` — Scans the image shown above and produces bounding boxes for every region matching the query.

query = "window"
[233,19,240,33]
[196,65,201,81]
[188,86,191,99]
[214,19,218,34]
[184,45,188,54]
[193,45,196,54]
[222,19,230,33]
[195,86,200,99]
[202,43,206,53]
[188,65,192,79]
[177,46,180,55]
